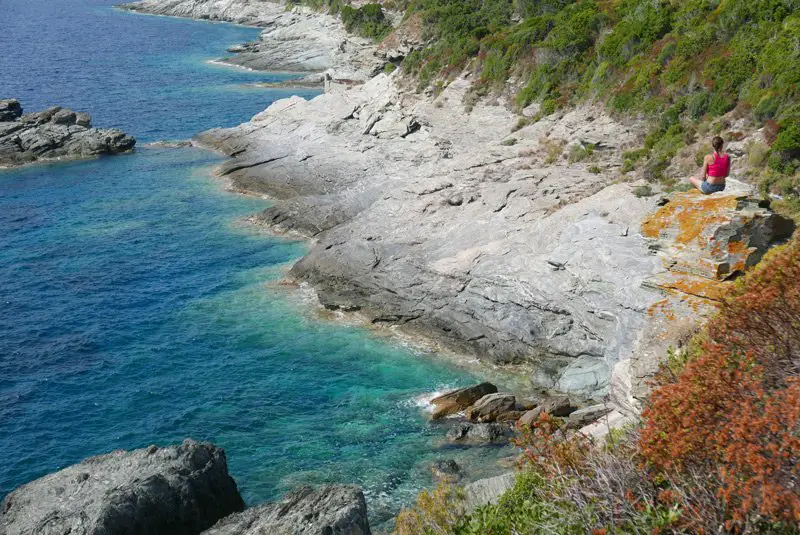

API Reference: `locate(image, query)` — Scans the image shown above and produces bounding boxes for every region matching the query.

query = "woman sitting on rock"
[688,136,729,194]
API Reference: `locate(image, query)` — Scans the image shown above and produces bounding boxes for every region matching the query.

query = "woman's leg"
[688,176,704,192]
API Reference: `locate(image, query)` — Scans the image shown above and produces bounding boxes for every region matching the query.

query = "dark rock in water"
[431,459,461,482]
[0,99,135,168]
[466,393,516,423]
[445,422,511,445]
[430,382,498,419]
[202,485,371,535]
[0,439,244,535]
[0,99,22,121]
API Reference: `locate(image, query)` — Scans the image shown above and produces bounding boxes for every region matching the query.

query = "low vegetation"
[394,235,800,534]
[390,0,799,198]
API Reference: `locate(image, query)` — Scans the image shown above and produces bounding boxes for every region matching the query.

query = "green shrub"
[501,137,518,146]
[568,143,594,163]
[754,94,781,122]
[340,4,392,40]
[633,184,654,197]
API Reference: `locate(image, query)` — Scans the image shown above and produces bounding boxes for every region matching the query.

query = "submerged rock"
[0,439,244,535]
[202,485,371,535]
[430,459,461,482]
[0,99,135,168]
[430,382,497,419]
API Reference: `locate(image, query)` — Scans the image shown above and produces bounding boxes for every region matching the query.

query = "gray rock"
[430,382,497,419]
[0,440,245,535]
[52,109,77,125]
[0,99,22,122]
[75,111,92,128]
[466,393,516,423]
[0,101,135,168]
[566,404,613,429]
[445,422,511,445]
[202,485,370,535]
[518,408,542,427]
[541,395,575,417]
[464,473,516,511]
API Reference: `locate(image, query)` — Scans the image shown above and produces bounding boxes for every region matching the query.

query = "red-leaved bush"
[640,236,800,528]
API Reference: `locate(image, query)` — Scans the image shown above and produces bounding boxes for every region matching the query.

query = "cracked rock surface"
[0,99,135,168]
[202,485,371,535]
[195,70,792,403]
[0,440,244,535]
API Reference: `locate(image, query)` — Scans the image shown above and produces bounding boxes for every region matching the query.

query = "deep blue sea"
[0,0,511,525]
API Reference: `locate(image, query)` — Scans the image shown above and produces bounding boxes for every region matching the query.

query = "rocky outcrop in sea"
[0,100,135,168]
[0,440,371,535]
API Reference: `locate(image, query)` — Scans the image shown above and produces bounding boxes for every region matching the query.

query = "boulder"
[496,410,525,422]
[464,473,516,511]
[75,112,92,128]
[52,109,77,125]
[518,408,543,427]
[566,404,612,429]
[0,99,22,122]
[541,395,575,417]
[517,395,575,426]
[201,485,370,535]
[466,393,516,423]
[0,440,244,535]
[430,382,497,419]
[445,422,511,445]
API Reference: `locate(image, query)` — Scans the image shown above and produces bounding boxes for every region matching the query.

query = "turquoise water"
[0,0,510,525]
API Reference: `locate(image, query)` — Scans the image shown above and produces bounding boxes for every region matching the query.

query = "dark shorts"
[700,181,726,194]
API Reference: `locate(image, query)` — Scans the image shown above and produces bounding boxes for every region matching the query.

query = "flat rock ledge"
[0,440,244,535]
[0,99,135,169]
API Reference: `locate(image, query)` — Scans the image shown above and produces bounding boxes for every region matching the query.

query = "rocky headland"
[118,0,384,82]
[0,100,135,169]
[120,0,793,413]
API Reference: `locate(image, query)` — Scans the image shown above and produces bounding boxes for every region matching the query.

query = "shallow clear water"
[0,0,512,525]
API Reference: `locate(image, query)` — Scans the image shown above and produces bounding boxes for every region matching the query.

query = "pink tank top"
[707,152,729,178]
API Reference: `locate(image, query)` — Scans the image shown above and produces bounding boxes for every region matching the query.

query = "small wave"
[408,386,456,413]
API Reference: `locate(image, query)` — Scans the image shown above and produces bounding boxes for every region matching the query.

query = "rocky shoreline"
[0,100,135,169]
[121,0,793,410]
[6,2,791,532]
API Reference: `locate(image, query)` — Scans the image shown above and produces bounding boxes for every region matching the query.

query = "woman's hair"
[712,136,724,152]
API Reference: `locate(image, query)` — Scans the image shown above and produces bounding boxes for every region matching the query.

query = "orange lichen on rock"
[641,192,742,245]
[652,272,732,302]
[641,192,790,282]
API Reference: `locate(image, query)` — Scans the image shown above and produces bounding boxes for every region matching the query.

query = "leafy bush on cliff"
[341,4,393,40]
[397,0,800,187]
[640,236,800,528]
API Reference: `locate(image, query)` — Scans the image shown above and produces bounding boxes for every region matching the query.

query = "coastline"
[120,0,779,411]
